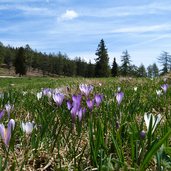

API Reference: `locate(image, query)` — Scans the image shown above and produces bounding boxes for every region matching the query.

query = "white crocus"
[156,90,163,96]
[22,122,34,134]
[144,113,161,133]
[37,92,43,100]
[134,87,137,91]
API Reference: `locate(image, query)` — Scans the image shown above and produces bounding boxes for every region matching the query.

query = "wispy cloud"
[58,10,78,21]
[0,4,54,16]
[79,2,171,18]
[111,24,171,34]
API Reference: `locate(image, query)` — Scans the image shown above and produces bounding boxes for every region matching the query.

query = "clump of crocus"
[5,103,14,118]
[161,84,169,93]
[67,94,87,123]
[0,119,15,147]
[116,87,124,105]
[144,113,161,133]
[21,122,34,134]
[79,84,93,96]
[94,94,103,107]
[53,93,65,106]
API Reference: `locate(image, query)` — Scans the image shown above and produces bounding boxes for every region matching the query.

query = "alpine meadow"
[1,0,171,170]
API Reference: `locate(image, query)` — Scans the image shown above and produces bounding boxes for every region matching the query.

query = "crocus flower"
[144,113,161,133]
[37,92,43,100]
[116,92,124,105]
[161,84,168,93]
[86,99,95,110]
[76,107,86,121]
[53,93,64,106]
[0,119,15,146]
[21,122,34,134]
[117,87,121,92]
[43,88,52,98]
[156,90,162,96]
[79,84,93,96]
[94,94,103,107]
[70,95,82,122]
[0,110,5,120]
[140,130,146,139]
[134,87,137,91]
[67,101,72,110]
[22,91,27,96]
[5,104,14,118]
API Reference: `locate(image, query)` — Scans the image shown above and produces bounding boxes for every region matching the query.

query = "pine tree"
[14,47,27,76]
[111,57,118,77]
[147,65,153,78]
[95,39,110,77]
[120,50,131,76]
[137,64,147,77]
[157,51,171,75]
[152,63,159,77]
[86,60,95,77]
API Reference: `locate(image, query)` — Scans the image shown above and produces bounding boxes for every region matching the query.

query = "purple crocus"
[116,92,124,105]
[0,110,5,120]
[76,107,86,121]
[140,130,146,139]
[94,94,103,107]
[5,104,14,118]
[86,99,95,110]
[0,119,15,147]
[67,101,72,110]
[43,88,52,98]
[67,95,85,124]
[53,93,65,106]
[79,84,93,96]
[71,95,81,112]
[161,84,169,93]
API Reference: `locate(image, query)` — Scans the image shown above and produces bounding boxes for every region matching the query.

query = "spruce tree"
[111,57,118,77]
[95,39,110,77]
[137,64,147,77]
[14,47,27,76]
[147,65,153,78]
[157,51,171,75]
[120,50,131,76]
[152,63,159,77]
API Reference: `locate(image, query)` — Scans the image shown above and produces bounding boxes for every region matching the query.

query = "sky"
[0,0,171,68]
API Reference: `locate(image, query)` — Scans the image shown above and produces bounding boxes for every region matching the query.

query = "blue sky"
[0,0,171,68]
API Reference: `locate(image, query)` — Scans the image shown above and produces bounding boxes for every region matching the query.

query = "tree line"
[0,40,171,77]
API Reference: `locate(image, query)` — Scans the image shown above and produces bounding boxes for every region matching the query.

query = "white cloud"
[58,10,78,21]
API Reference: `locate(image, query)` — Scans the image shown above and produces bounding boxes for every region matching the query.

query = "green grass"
[0,76,171,170]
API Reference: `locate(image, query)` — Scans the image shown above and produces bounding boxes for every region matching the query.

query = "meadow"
[0,76,171,171]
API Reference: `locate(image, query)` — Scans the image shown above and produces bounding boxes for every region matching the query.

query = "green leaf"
[140,129,171,170]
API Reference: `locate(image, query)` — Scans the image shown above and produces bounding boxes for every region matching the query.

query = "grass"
[0,76,171,170]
